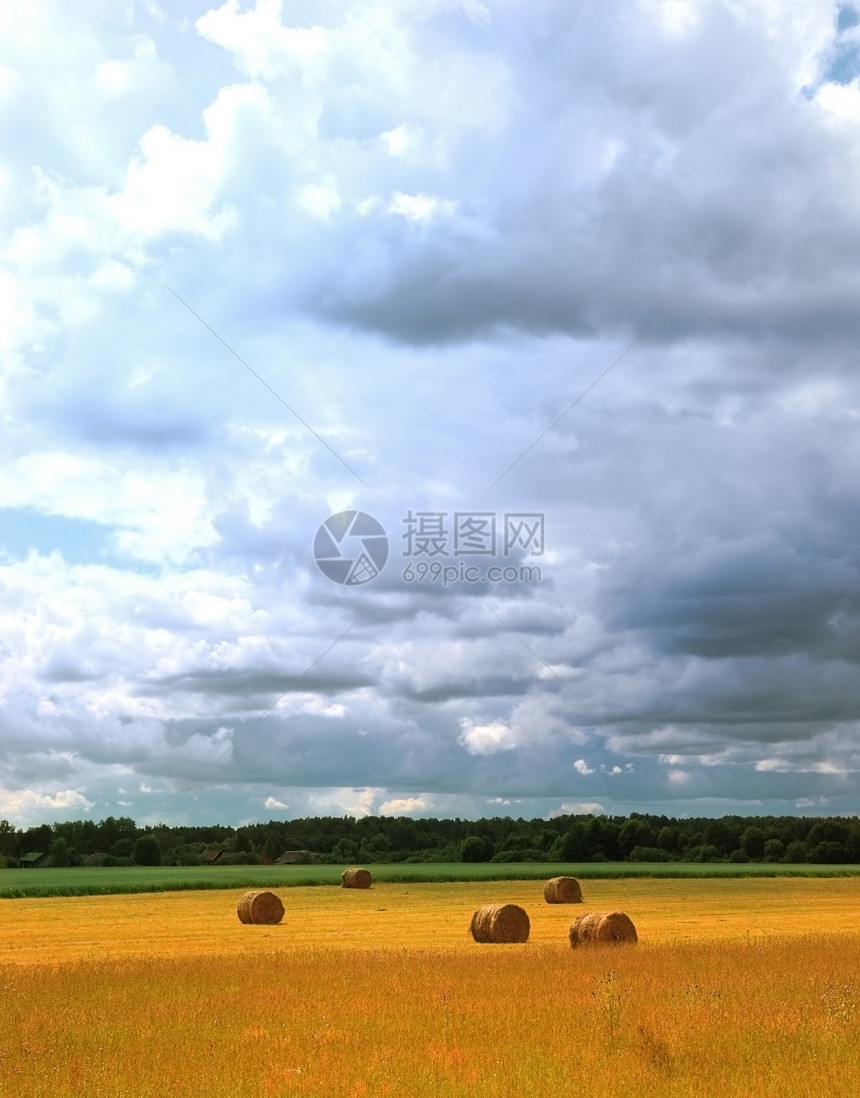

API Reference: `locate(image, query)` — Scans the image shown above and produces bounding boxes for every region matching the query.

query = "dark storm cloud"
[138,665,375,700]
[294,3,860,348]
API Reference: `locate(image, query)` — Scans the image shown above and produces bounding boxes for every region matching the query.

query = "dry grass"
[544,876,583,904]
[1,934,858,1097]
[1,878,858,1097]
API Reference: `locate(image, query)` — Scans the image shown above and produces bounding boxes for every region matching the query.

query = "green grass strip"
[1,860,858,899]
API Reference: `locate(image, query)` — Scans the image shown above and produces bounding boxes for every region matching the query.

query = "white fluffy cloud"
[458,718,517,756]
[0,789,95,826]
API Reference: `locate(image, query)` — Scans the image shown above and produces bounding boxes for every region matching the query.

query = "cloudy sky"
[2,0,860,829]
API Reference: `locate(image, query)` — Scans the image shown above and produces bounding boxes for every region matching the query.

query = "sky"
[2,0,860,829]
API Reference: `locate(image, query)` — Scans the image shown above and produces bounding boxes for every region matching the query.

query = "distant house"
[203,848,225,864]
[84,853,109,866]
[20,852,52,869]
[275,850,323,865]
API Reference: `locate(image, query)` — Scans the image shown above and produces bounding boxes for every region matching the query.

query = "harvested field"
[0,877,858,1098]
[1,877,858,966]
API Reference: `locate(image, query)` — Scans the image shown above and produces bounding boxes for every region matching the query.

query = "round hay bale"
[341,866,373,889]
[543,876,583,904]
[237,890,285,925]
[469,903,530,943]
[568,910,637,947]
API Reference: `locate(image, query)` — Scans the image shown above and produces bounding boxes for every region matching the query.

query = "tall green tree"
[132,835,162,866]
[50,837,70,867]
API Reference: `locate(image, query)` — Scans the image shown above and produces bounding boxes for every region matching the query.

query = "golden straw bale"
[341,867,373,889]
[568,910,637,947]
[543,876,583,904]
[236,890,285,925]
[469,903,530,943]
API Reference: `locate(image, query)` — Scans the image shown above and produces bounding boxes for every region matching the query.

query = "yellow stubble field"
[1,877,859,1097]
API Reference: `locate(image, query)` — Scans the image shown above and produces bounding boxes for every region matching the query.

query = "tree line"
[1,811,858,868]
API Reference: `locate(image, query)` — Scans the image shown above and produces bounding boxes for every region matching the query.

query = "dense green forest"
[1,811,858,869]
